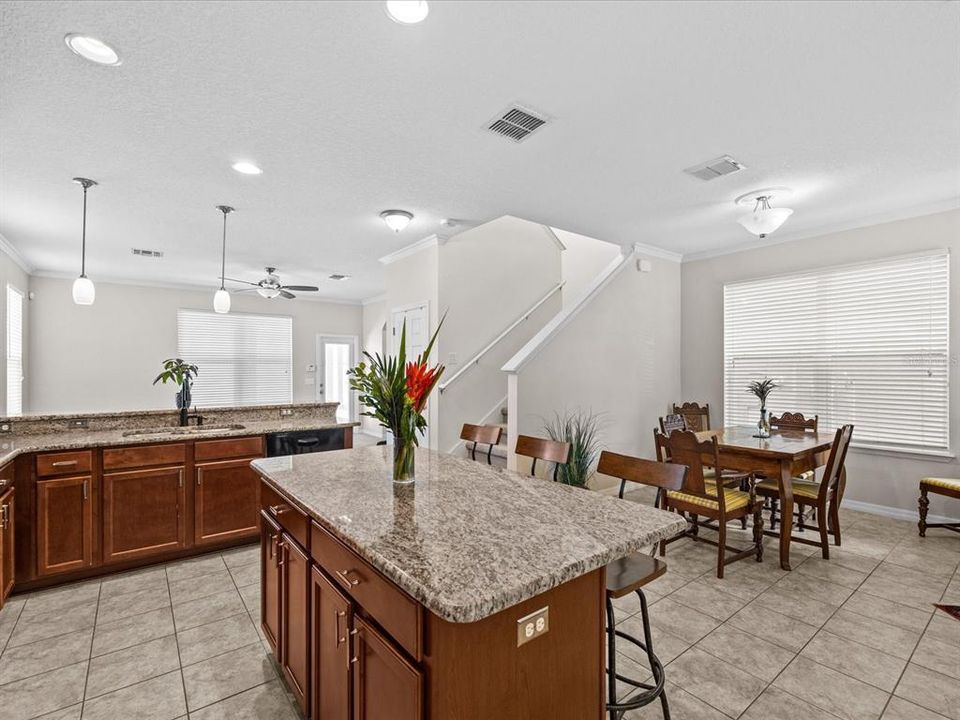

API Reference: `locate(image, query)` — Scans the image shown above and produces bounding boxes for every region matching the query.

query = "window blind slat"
[723,252,950,454]
[177,309,293,408]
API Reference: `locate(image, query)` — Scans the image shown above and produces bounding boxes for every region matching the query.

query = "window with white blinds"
[177,309,292,408]
[5,285,23,417]
[723,251,950,455]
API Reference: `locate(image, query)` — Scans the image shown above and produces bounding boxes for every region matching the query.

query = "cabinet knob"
[335,569,360,587]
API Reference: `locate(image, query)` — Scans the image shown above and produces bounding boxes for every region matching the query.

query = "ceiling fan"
[225,267,319,299]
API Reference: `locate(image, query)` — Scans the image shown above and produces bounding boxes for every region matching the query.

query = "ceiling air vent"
[683,155,746,181]
[131,248,164,258]
[328,273,350,281]
[487,105,548,143]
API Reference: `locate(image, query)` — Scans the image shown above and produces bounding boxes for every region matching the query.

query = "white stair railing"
[437,282,565,394]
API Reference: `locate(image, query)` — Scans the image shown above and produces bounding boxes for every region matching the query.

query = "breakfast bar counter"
[252,446,686,720]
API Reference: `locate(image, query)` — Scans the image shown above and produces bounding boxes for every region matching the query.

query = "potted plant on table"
[543,409,603,488]
[348,317,445,483]
[747,377,779,438]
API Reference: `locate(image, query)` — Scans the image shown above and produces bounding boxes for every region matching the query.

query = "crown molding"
[0,233,34,273]
[632,241,683,263]
[378,234,448,265]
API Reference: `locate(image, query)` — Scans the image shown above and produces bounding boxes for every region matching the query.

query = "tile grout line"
[78,580,104,714]
[165,559,191,719]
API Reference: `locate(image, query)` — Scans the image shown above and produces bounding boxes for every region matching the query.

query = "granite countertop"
[253,446,688,624]
[0,419,359,466]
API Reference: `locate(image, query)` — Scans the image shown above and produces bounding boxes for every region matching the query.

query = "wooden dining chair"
[460,423,502,465]
[672,402,710,433]
[767,412,819,530]
[515,434,571,482]
[658,413,687,436]
[756,424,853,558]
[655,430,763,578]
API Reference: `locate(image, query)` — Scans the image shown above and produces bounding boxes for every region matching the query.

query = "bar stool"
[514,434,571,482]
[460,423,503,464]
[605,554,670,720]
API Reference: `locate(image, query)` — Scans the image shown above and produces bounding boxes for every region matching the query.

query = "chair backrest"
[597,451,687,493]
[655,429,722,505]
[673,402,710,432]
[515,434,571,481]
[769,412,818,432]
[819,424,853,502]
[460,423,503,464]
[659,413,687,435]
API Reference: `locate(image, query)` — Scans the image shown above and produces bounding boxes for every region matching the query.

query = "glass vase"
[392,440,416,483]
[755,407,771,439]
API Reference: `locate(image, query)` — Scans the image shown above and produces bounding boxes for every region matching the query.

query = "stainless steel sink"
[122,424,245,437]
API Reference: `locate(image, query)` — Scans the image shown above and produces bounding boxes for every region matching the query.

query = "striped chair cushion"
[667,481,752,512]
[921,477,960,493]
[756,478,821,500]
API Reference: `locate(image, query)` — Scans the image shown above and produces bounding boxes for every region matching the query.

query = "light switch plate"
[279,408,294,417]
[516,606,549,647]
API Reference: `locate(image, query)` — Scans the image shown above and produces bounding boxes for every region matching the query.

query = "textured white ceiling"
[1,1,958,301]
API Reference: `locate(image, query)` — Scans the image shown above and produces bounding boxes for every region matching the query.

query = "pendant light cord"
[80,183,88,278]
[220,210,227,290]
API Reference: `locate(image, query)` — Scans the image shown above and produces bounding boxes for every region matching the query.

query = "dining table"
[694,426,836,570]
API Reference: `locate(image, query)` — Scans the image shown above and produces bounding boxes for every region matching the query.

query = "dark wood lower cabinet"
[102,466,185,564]
[195,458,260,546]
[36,475,94,576]
[281,532,311,716]
[312,567,351,720]
[1,488,14,605]
[352,616,423,720]
[261,512,283,656]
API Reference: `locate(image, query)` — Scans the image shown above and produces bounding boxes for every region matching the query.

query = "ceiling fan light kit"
[227,267,320,300]
[735,187,794,238]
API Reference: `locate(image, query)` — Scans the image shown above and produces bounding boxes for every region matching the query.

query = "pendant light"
[214,205,234,314]
[71,177,98,305]
[736,190,794,239]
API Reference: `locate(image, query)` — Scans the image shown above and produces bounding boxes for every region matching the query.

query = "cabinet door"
[195,458,260,546]
[312,567,351,720]
[281,533,311,716]
[352,616,422,720]
[103,467,185,564]
[37,475,94,576]
[261,511,283,656]
[1,488,14,604]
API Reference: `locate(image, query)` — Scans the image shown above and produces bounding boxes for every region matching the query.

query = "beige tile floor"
[0,502,957,720]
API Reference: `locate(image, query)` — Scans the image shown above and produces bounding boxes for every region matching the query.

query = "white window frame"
[5,284,23,417]
[723,250,950,457]
[177,309,293,408]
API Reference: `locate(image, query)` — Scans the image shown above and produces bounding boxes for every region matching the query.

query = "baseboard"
[843,499,959,525]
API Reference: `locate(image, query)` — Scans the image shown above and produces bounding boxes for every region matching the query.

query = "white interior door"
[390,303,431,447]
[317,335,357,423]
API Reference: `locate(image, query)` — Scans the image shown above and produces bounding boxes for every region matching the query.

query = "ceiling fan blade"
[224,277,260,286]
[279,290,296,299]
[234,288,261,293]
[281,285,319,292]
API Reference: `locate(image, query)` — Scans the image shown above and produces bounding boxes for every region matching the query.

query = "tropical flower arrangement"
[348,317,445,482]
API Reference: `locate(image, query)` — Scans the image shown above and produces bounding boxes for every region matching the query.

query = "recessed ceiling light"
[385,1,429,24]
[232,161,263,175]
[380,209,414,232]
[64,34,121,66]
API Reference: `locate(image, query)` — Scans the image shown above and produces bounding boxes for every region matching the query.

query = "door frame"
[315,333,360,422]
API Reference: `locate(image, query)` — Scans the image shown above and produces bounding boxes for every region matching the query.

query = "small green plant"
[153,358,199,409]
[747,378,779,409]
[543,409,603,488]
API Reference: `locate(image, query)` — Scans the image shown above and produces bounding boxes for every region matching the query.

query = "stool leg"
[606,596,618,720]
[637,590,670,720]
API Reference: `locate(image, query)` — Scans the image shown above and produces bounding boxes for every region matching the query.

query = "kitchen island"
[253,445,686,720]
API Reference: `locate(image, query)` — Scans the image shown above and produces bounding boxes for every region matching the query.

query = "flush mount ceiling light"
[380,209,414,233]
[385,1,429,24]
[213,205,234,314]
[735,188,794,238]
[231,161,262,175]
[71,177,98,306]
[64,34,121,66]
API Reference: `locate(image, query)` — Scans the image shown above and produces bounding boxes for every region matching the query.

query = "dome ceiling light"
[385,1,429,24]
[380,209,414,233]
[735,188,794,239]
[64,34,121,66]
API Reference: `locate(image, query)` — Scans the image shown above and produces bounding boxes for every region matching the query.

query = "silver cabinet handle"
[82,479,88,500]
[179,469,184,488]
[335,610,346,646]
[335,569,360,587]
[1,503,8,530]
[51,460,79,467]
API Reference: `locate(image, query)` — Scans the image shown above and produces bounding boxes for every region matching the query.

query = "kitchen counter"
[0,419,360,466]
[253,445,686,623]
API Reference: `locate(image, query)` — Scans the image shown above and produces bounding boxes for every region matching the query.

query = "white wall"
[682,209,960,519]
[0,245,30,415]
[436,216,563,451]
[553,228,623,309]
[514,252,683,491]
[359,297,387,437]
[27,276,362,414]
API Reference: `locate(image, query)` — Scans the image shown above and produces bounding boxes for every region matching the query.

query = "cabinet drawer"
[37,451,93,477]
[260,480,309,550]
[195,436,263,462]
[311,521,422,661]
[103,443,186,471]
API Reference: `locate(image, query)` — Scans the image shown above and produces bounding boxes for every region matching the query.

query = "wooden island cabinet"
[0,461,14,608]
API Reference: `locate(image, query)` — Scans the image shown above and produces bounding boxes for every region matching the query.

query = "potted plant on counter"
[153,358,199,425]
[543,409,603,488]
[348,317,445,483]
